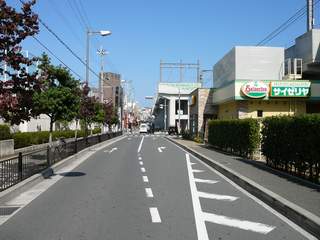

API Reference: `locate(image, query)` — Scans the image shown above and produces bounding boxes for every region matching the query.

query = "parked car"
[168,126,177,135]
[139,123,148,134]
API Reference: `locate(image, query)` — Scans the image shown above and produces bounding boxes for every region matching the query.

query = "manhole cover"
[0,207,19,216]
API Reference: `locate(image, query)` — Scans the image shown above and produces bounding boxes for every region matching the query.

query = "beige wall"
[218,100,306,119]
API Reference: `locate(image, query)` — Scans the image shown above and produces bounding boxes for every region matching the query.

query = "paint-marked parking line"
[145,188,154,198]
[149,207,161,223]
[194,178,219,184]
[197,191,238,201]
[203,212,275,234]
[143,176,149,183]
[192,169,205,173]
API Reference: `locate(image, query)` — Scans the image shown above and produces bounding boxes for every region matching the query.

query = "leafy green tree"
[0,0,40,125]
[33,54,80,143]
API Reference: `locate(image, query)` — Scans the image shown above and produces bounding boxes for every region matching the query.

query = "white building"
[153,82,201,131]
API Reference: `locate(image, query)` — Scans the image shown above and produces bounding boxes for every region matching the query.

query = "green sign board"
[270,81,311,97]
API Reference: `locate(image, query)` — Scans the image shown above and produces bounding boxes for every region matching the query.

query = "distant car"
[139,123,148,134]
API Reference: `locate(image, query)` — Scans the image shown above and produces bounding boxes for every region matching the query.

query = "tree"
[103,102,119,131]
[33,54,80,143]
[0,0,40,125]
[79,84,105,137]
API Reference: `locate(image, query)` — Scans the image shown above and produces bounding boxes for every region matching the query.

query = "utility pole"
[307,0,314,31]
[97,46,108,103]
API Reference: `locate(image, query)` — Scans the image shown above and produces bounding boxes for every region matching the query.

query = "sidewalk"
[168,137,320,231]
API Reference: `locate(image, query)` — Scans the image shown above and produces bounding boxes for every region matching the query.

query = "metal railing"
[0,131,122,191]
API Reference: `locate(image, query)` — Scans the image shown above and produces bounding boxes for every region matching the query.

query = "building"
[100,72,122,108]
[153,82,201,131]
[210,41,320,119]
[189,88,216,137]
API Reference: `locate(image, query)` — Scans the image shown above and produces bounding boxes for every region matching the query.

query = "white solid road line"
[197,191,238,201]
[145,188,154,198]
[203,212,275,234]
[141,167,146,173]
[167,138,317,240]
[143,176,149,183]
[149,207,161,223]
[186,153,210,240]
[137,136,144,153]
[139,161,143,165]
[194,178,219,184]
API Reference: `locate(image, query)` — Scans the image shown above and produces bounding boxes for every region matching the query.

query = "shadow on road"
[59,172,86,177]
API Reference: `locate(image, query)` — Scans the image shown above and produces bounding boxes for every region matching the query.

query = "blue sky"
[6,0,320,107]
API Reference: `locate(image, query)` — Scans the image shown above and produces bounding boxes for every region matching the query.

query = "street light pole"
[85,30,112,86]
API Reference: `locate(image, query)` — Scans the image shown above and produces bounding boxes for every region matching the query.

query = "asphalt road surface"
[0,134,316,240]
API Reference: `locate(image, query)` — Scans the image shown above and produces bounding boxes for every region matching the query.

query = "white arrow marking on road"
[157,146,166,152]
[202,212,275,234]
[197,191,238,201]
[194,178,219,184]
[109,147,118,153]
[103,147,118,153]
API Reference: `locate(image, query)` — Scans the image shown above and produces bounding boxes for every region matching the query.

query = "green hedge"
[208,119,260,157]
[0,125,11,140]
[262,115,320,182]
[13,129,103,149]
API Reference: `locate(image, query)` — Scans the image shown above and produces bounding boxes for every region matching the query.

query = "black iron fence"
[0,131,122,191]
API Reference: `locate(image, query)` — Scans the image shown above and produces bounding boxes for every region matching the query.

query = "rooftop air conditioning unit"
[283,58,303,80]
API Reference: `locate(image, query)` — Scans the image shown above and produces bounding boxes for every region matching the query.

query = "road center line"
[137,136,144,153]
[143,176,149,183]
[139,161,143,165]
[141,167,146,173]
[138,156,142,160]
[149,207,161,223]
[145,188,154,198]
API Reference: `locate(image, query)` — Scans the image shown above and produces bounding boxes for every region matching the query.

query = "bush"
[92,128,102,134]
[0,125,11,140]
[208,119,260,157]
[181,130,192,140]
[13,130,88,149]
[262,115,320,182]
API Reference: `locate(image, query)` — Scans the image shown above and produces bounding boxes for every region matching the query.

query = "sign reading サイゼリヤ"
[241,81,269,98]
[270,81,311,97]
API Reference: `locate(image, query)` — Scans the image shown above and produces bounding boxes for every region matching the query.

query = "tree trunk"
[75,120,78,140]
[49,118,53,146]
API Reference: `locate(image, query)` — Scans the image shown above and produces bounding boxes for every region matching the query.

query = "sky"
[5,0,320,107]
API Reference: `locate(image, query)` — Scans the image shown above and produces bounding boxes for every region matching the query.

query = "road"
[0,134,316,240]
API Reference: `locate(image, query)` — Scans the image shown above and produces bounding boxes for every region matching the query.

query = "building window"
[175,100,188,115]
[257,110,263,117]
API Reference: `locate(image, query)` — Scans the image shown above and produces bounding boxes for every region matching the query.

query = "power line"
[257,0,320,46]
[18,0,101,79]
[32,36,83,79]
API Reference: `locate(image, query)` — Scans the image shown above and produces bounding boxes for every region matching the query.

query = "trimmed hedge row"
[0,125,11,141]
[13,128,102,149]
[208,119,260,157]
[262,115,320,182]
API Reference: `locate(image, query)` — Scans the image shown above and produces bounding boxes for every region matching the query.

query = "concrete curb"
[166,137,320,239]
[0,135,126,204]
